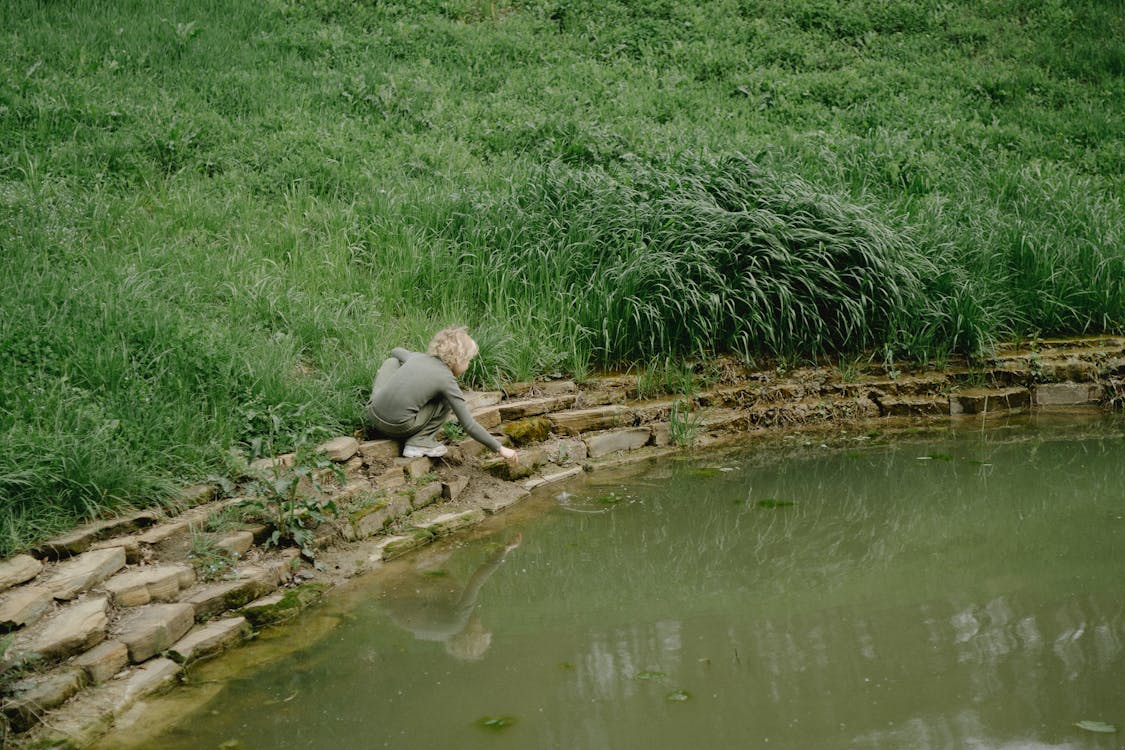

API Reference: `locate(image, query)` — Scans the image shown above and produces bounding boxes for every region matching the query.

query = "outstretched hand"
[499,446,519,464]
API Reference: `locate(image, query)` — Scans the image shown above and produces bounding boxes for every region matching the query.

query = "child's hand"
[499,446,519,464]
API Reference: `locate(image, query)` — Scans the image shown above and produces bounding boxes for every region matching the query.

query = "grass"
[0,0,1122,555]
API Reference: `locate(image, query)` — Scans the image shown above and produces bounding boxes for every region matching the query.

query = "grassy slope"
[0,0,1121,554]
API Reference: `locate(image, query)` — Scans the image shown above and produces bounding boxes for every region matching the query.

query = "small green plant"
[239,428,343,561]
[441,421,467,442]
[188,527,234,582]
[668,400,703,447]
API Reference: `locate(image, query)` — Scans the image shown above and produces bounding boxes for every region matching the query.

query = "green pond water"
[107,416,1125,750]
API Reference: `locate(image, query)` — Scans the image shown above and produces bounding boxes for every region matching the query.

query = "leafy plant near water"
[669,400,703,447]
[239,429,343,560]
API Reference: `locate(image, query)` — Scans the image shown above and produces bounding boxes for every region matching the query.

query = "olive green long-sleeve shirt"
[368,348,502,452]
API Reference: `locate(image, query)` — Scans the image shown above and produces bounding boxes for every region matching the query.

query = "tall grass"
[0,0,1121,554]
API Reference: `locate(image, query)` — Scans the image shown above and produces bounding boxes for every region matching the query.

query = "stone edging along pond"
[2,337,1124,748]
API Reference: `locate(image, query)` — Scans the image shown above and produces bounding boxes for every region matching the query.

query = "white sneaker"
[402,443,448,458]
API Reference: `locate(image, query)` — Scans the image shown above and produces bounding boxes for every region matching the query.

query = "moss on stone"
[501,417,552,446]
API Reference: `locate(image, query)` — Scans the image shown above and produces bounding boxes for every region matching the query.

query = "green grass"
[0,0,1122,555]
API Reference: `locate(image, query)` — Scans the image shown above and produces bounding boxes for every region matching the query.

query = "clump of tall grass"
[416,152,937,366]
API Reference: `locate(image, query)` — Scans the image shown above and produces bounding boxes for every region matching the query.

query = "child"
[365,326,519,463]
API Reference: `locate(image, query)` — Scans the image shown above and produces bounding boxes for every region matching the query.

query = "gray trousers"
[365,358,449,446]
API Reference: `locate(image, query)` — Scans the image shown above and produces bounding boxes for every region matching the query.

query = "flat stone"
[373,464,407,489]
[75,640,129,684]
[871,395,949,417]
[399,456,434,481]
[548,405,636,435]
[350,495,411,538]
[544,438,587,465]
[584,427,652,458]
[115,602,195,663]
[215,531,254,558]
[480,488,530,515]
[498,394,579,421]
[629,398,683,422]
[375,534,428,561]
[317,435,359,462]
[43,547,127,600]
[457,438,488,459]
[419,510,486,536]
[522,466,584,491]
[481,449,543,481]
[240,583,326,627]
[471,406,502,429]
[183,567,279,620]
[247,452,296,477]
[464,390,504,410]
[411,482,443,509]
[0,554,43,593]
[2,666,88,732]
[359,439,400,463]
[167,617,250,664]
[136,521,190,547]
[24,597,109,663]
[103,565,194,607]
[0,586,53,631]
[950,387,1031,415]
[442,476,470,501]
[112,657,181,712]
[1035,382,1103,406]
[649,422,672,447]
[90,535,142,564]
[34,511,159,560]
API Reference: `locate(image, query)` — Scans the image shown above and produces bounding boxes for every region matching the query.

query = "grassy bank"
[1,0,1122,554]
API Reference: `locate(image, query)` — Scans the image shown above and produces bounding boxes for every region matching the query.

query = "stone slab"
[411,482,443,510]
[373,464,407,489]
[350,495,411,538]
[1034,382,1103,406]
[75,640,129,684]
[2,666,88,732]
[399,456,434,481]
[167,616,250,664]
[471,406,502,430]
[34,511,159,560]
[183,567,279,620]
[522,466,584,491]
[136,521,190,547]
[23,597,109,663]
[216,531,255,558]
[0,554,43,593]
[103,565,193,607]
[90,535,142,564]
[548,405,636,435]
[359,439,400,463]
[317,435,359,462]
[950,387,1032,415]
[112,657,182,712]
[498,394,579,421]
[442,476,470,501]
[584,427,653,458]
[465,390,504,410]
[115,603,195,663]
[0,585,53,631]
[43,546,127,600]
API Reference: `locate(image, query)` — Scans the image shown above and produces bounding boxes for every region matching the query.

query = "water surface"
[111,416,1125,749]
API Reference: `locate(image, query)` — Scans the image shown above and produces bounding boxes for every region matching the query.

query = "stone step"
[0,586,53,632]
[0,555,43,595]
[114,603,195,663]
[17,597,109,664]
[74,640,129,685]
[166,616,250,665]
[33,511,159,561]
[102,565,195,607]
[2,665,88,732]
[950,387,1032,415]
[872,395,949,418]
[41,547,127,601]
[1034,382,1104,407]
[583,427,653,458]
[548,405,636,435]
[498,394,579,421]
[181,567,279,621]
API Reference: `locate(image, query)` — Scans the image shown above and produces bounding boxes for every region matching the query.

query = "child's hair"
[428,326,478,370]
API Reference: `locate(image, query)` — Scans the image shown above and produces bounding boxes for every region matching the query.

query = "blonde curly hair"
[427,326,478,371]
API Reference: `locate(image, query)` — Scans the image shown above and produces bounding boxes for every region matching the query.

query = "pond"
[100,415,1125,750]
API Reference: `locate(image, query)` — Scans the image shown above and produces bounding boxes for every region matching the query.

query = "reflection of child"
[378,533,523,661]
[364,326,518,463]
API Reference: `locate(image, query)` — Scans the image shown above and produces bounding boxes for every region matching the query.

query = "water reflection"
[373,533,522,661]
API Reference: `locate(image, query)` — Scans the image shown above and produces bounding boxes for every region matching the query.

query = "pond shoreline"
[4,336,1124,748]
